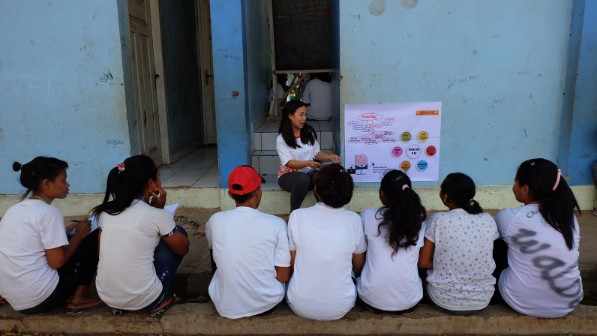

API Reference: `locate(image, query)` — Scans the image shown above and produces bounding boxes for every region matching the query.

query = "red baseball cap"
[228,165,265,195]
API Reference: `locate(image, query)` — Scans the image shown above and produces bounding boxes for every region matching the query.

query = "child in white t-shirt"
[92,155,190,317]
[494,158,583,318]
[357,170,427,313]
[0,157,100,314]
[206,165,291,319]
[286,163,366,321]
[419,172,499,314]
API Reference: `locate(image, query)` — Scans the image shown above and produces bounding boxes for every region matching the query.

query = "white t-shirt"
[357,208,425,311]
[0,199,69,310]
[424,208,499,311]
[96,200,176,310]
[268,83,284,103]
[496,204,583,318]
[286,203,367,320]
[206,206,291,319]
[302,78,332,121]
[276,134,320,176]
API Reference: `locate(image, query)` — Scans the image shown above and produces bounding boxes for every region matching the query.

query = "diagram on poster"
[345,102,441,182]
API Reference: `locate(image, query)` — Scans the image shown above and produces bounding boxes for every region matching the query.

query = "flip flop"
[66,297,103,315]
[149,294,184,317]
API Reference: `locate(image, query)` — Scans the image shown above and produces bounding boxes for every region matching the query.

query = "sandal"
[66,297,103,315]
[110,307,125,316]
[149,294,184,317]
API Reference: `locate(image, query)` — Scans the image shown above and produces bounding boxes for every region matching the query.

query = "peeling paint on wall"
[368,0,385,16]
[400,0,418,9]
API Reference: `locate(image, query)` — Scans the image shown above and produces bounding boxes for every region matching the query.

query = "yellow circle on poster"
[400,160,411,171]
[418,131,429,142]
[401,132,412,142]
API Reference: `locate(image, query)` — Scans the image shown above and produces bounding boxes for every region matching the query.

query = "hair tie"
[116,163,125,173]
[402,184,409,191]
[552,169,561,191]
[468,199,475,207]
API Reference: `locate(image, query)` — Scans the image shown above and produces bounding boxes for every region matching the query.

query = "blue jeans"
[145,225,187,311]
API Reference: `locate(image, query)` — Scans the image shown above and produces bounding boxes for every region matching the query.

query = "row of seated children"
[207,159,583,320]
[0,155,583,321]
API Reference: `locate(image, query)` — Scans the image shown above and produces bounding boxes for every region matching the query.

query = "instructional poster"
[344,102,442,182]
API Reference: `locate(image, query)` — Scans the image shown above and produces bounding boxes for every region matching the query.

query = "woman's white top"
[286,203,367,320]
[357,207,425,311]
[0,199,68,310]
[424,208,499,311]
[496,204,583,318]
[96,200,176,310]
[276,134,320,176]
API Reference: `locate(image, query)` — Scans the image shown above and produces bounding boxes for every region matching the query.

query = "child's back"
[425,209,498,310]
[286,203,365,320]
[207,207,288,319]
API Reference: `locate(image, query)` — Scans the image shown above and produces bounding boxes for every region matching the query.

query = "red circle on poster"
[426,146,437,157]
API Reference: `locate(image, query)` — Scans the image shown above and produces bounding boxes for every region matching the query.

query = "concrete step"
[1,303,595,335]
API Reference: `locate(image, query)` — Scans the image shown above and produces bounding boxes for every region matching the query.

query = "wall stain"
[369,0,386,16]
[100,72,113,83]
[401,0,419,9]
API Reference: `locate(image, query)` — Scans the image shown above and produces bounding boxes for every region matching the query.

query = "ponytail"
[516,158,580,249]
[12,157,68,200]
[92,155,158,216]
[377,170,427,256]
[441,172,483,215]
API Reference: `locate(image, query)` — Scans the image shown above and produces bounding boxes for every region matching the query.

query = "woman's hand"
[307,160,321,169]
[149,187,167,209]
[328,154,342,163]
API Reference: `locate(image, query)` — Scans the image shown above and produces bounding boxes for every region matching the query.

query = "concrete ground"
[0,210,596,335]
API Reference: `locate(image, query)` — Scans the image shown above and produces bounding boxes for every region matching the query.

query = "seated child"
[0,157,100,314]
[495,158,583,318]
[206,165,291,319]
[357,170,427,313]
[93,155,189,317]
[286,163,366,321]
[419,172,498,315]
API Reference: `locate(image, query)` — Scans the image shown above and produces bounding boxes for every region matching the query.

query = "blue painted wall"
[210,0,271,187]
[0,0,132,194]
[210,0,250,187]
[565,0,597,185]
[339,0,590,186]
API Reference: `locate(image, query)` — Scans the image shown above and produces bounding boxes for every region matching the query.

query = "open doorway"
[125,0,216,168]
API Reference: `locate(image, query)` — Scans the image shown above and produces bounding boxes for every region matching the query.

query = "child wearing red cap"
[206,166,291,319]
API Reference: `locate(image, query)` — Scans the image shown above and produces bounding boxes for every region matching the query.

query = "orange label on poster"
[416,110,440,116]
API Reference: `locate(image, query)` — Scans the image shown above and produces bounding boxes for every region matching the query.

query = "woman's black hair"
[515,158,580,249]
[314,163,354,208]
[278,100,317,149]
[376,170,427,256]
[441,172,483,215]
[13,156,68,200]
[92,155,158,216]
